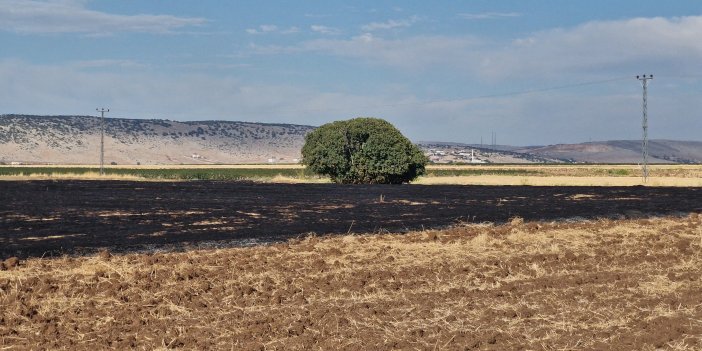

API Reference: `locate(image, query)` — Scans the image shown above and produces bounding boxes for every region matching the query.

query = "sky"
[1,0,702,145]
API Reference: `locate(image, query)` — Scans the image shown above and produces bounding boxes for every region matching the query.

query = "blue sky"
[1,0,702,145]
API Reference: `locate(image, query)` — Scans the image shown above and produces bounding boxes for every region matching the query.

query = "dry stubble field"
[1,166,702,350]
[2,215,702,350]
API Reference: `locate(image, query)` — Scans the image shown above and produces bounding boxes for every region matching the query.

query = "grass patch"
[0,167,315,181]
[3,164,702,185]
[607,168,631,176]
[425,168,543,177]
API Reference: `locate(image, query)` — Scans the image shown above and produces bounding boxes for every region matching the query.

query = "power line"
[96,108,109,175]
[636,75,653,183]
[108,76,633,118]
[263,76,633,115]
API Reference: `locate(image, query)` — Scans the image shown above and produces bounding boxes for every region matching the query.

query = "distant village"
[419,143,495,164]
[417,143,557,164]
[424,147,487,164]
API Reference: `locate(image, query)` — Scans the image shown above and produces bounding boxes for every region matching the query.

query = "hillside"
[419,140,702,164]
[2,115,701,165]
[518,140,702,164]
[0,115,314,165]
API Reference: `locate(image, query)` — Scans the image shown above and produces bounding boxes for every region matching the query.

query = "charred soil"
[1,180,701,258]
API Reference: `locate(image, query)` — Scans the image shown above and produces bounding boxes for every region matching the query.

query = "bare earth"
[1,215,702,350]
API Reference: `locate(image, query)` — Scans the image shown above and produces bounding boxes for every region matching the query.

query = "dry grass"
[2,214,702,349]
[267,174,330,184]
[419,164,702,186]
[427,163,702,177]
[414,175,702,187]
[2,164,305,170]
[0,172,160,182]
[5,164,702,186]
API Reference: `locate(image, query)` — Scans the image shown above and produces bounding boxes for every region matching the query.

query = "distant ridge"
[0,114,315,164]
[517,140,702,163]
[2,115,701,165]
[418,140,702,164]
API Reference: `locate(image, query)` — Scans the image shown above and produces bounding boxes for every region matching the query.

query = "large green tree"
[302,117,427,184]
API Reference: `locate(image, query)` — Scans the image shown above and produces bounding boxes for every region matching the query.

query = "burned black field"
[1,180,701,258]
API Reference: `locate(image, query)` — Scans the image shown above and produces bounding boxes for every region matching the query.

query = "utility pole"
[96,108,109,175]
[636,75,652,182]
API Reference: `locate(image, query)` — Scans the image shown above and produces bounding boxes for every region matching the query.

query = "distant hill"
[517,140,702,163]
[2,115,701,165]
[418,140,702,164]
[0,115,315,164]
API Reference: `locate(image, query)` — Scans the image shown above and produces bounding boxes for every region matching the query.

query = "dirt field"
[1,215,702,350]
[2,180,702,258]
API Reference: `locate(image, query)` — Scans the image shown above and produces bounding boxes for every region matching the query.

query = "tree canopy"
[301,117,427,184]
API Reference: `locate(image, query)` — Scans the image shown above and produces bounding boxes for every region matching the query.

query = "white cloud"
[301,34,481,69]
[175,62,252,70]
[286,15,702,81]
[458,12,522,20]
[0,60,385,127]
[281,26,300,34]
[354,33,375,43]
[479,16,702,79]
[4,15,702,145]
[246,43,302,56]
[259,25,278,32]
[246,24,299,35]
[361,15,419,31]
[70,59,148,69]
[310,25,340,35]
[0,0,207,35]
[1,59,701,144]
[246,24,278,34]
[233,15,702,143]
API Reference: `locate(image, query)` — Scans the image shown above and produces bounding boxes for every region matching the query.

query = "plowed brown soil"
[2,215,702,350]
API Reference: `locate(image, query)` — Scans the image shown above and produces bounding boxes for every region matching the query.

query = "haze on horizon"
[1,0,701,146]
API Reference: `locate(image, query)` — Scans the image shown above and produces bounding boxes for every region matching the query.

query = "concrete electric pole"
[96,108,109,175]
[636,75,652,182]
